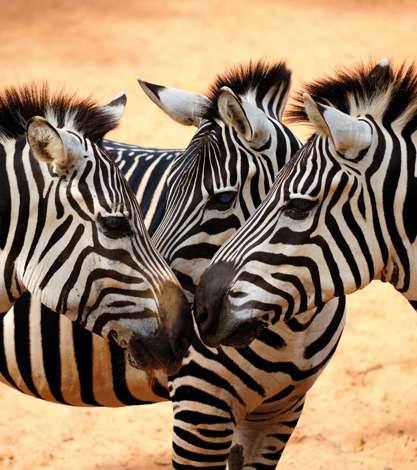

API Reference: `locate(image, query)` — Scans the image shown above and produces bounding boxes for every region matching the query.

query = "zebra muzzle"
[127,331,185,375]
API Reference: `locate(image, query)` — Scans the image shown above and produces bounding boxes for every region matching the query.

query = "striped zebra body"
[109,142,182,234]
[0,63,342,468]
[0,140,182,406]
[0,85,191,376]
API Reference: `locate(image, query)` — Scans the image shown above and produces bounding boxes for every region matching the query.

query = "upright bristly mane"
[206,61,291,118]
[0,84,120,143]
[287,61,417,132]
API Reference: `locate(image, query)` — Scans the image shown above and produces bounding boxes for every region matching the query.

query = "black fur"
[287,61,417,132]
[205,61,291,119]
[0,83,120,142]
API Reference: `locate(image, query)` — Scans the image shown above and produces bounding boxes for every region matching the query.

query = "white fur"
[138,79,210,126]
[378,57,390,67]
[303,93,372,156]
[103,91,127,122]
[27,117,66,164]
[27,117,84,174]
[218,86,273,146]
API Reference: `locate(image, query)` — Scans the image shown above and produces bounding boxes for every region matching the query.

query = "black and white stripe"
[0,63,317,468]
[0,85,190,375]
[195,59,417,466]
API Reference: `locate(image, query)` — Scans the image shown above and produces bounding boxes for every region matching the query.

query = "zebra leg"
[230,395,306,469]
[171,400,236,469]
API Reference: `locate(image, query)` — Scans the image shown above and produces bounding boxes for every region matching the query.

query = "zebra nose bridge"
[194,261,236,337]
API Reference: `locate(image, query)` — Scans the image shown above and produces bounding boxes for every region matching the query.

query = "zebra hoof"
[228,444,244,470]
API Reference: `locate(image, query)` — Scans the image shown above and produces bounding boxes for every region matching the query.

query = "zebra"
[0,84,191,375]
[106,140,182,237]
[0,62,314,468]
[195,59,417,466]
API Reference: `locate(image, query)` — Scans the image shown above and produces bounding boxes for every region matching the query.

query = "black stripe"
[174,426,231,451]
[304,296,345,359]
[0,144,11,249]
[178,360,244,405]
[172,385,234,417]
[109,341,152,405]
[72,322,99,405]
[4,139,29,303]
[40,304,66,403]
[173,441,230,464]
[77,160,95,214]
[365,121,389,266]
[263,385,295,404]
[193,340,266,398]
[40,224,85,291]
[175,410,232,426]
[24,158,52,271]
[38,215,73,262]
[13,293,40,397]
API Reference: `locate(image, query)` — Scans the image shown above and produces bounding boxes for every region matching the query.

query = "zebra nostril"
[198,304,218,336]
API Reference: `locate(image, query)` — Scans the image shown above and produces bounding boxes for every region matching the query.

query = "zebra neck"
[381,248,417,307]
[0,139,33,312]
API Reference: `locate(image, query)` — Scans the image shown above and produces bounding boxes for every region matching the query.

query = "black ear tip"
[109,92,127,107]
[139,80,164,99]
[119,93,127,106]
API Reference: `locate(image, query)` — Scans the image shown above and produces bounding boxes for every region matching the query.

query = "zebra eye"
[206,190,237,211]
[284,198,317,220]
[98,215,132,238]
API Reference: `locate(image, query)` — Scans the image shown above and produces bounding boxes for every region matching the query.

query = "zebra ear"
[101,92,127,124]
[27,116,82,175]
[218,87,272,146]
[137,78,211,126]
[303,93,372,155]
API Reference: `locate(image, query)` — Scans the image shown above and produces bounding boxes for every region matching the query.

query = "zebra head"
[141,62,300,300]
[195,59,417,347]
[0,85,191,373]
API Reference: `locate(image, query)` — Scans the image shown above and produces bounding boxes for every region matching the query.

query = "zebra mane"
[0,84,120,143]
[206,61,291,119]
[287,61,417,131]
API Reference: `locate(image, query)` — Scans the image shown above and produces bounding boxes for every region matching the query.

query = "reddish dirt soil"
[1,1,417,468]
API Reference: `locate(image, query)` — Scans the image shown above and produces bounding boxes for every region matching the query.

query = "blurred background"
[1,0,417,468]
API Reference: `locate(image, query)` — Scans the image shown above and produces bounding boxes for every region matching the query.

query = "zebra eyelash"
[205,189,238,212]
[283,195,318,220]
[97,211,132,239]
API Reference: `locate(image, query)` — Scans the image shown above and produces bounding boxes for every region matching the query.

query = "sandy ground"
[1,1,417,468]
